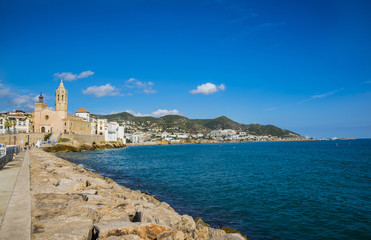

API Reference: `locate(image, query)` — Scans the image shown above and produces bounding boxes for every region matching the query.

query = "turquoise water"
[56,140,371,239]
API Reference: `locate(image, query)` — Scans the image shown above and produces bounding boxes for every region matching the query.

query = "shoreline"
[126,138,357,147]
[30,148,246,240]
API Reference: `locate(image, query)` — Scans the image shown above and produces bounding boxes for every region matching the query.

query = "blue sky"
[1,0,370,138]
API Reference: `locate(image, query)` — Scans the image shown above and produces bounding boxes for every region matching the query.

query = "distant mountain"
[92,112,301,138]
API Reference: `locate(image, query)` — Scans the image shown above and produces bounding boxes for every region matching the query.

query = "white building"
[75,107,90,122]
[161,132,169,138]
[105,122,119,142]
[176,133,189,139]
[97,119,107,136]
[129,134,139,143]
[0,111,32,134]
[75,107,98,135]
[209,129,237,138]
[118,125,126,144]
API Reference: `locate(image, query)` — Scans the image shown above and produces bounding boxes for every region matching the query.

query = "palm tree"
[4,119,12,134]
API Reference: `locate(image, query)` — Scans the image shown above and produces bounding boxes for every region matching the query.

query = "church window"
[64,122,67,126]
[62,95,64,101]
[45,115,49,120]
[58,95,60,101]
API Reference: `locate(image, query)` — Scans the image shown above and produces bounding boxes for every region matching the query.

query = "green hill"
[92,112,302,138]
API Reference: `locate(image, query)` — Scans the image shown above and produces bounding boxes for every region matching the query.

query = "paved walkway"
[0,151,24,222]
[0,149,31,240]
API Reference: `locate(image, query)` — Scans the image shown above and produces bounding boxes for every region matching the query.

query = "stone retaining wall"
[0,133,44,146]
[0,133,105,146]
[61,133,105,144]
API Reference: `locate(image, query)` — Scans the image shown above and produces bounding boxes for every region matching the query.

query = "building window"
[45,115,49,120]
[64,122,67,126]
[62,95,64,101]
[58,95,60,101]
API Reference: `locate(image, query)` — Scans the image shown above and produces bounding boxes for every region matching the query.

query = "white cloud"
[125,78,157,94]
[4,94,39,112]
[0,88,12,97]
[363,80,371,84]
[53,70,95,82]
[152,109,181,117]
[0,81,43,112]
[310,89,340,99]
[125,109,181,117]
[190,83,226,95]
[299,89,343,104]
[82,84,122,97]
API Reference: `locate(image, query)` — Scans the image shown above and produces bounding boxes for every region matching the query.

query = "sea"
[56,139,371,240]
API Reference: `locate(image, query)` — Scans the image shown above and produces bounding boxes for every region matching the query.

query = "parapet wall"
[61,133,105,144]
[0,133,44,146]
[0,146,21,169]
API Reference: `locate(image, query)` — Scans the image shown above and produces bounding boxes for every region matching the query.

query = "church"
[34,80,91,134]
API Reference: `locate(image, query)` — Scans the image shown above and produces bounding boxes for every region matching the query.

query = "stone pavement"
[0,149,31,240]
[0,151,24,222]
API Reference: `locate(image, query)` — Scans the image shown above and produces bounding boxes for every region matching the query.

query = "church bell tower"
[55,80,68,113]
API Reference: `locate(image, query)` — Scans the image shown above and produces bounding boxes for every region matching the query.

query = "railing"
[0,145,21,170]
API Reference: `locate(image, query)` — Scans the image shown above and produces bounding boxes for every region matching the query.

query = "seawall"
[8,148,244,240]
[0,133,44,147]
[0,133,105,147]
[60,133,105,144]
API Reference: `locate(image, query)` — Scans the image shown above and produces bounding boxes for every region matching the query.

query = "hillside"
[92,112,302,138]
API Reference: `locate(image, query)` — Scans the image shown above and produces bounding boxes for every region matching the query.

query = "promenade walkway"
[0,149,31,240]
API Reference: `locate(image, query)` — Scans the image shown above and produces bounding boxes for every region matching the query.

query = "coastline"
[126,138,356,147]
[41,136,356,153]
[30,148,245,240]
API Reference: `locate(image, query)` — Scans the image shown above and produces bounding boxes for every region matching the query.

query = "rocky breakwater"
[45,140,125,153]
[30,148,245,240]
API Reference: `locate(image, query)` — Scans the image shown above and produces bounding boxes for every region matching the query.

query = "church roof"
[76,107,89,113]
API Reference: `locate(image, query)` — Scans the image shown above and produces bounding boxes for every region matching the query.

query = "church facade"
[34,80,91,134]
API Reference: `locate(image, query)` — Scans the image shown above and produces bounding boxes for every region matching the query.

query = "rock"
[96,222,172,240]
[221,227,247,240]
[30,148,234,240]
[81,189,98,195]
[195,217,210,228]
[157,230,185,240]
[49,143,81,152]
[208,233,246,240]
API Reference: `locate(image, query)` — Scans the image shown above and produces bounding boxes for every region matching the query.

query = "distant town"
[0,81,321,146]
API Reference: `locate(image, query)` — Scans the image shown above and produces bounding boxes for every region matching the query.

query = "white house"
[129,134,139,143]
[105,122,119,142]
[97,119,107,136]
[75,107,90,122]
[0,111,32,134]
[118,125,126,144]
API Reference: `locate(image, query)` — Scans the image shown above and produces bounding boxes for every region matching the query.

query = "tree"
[4,119,12,134]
